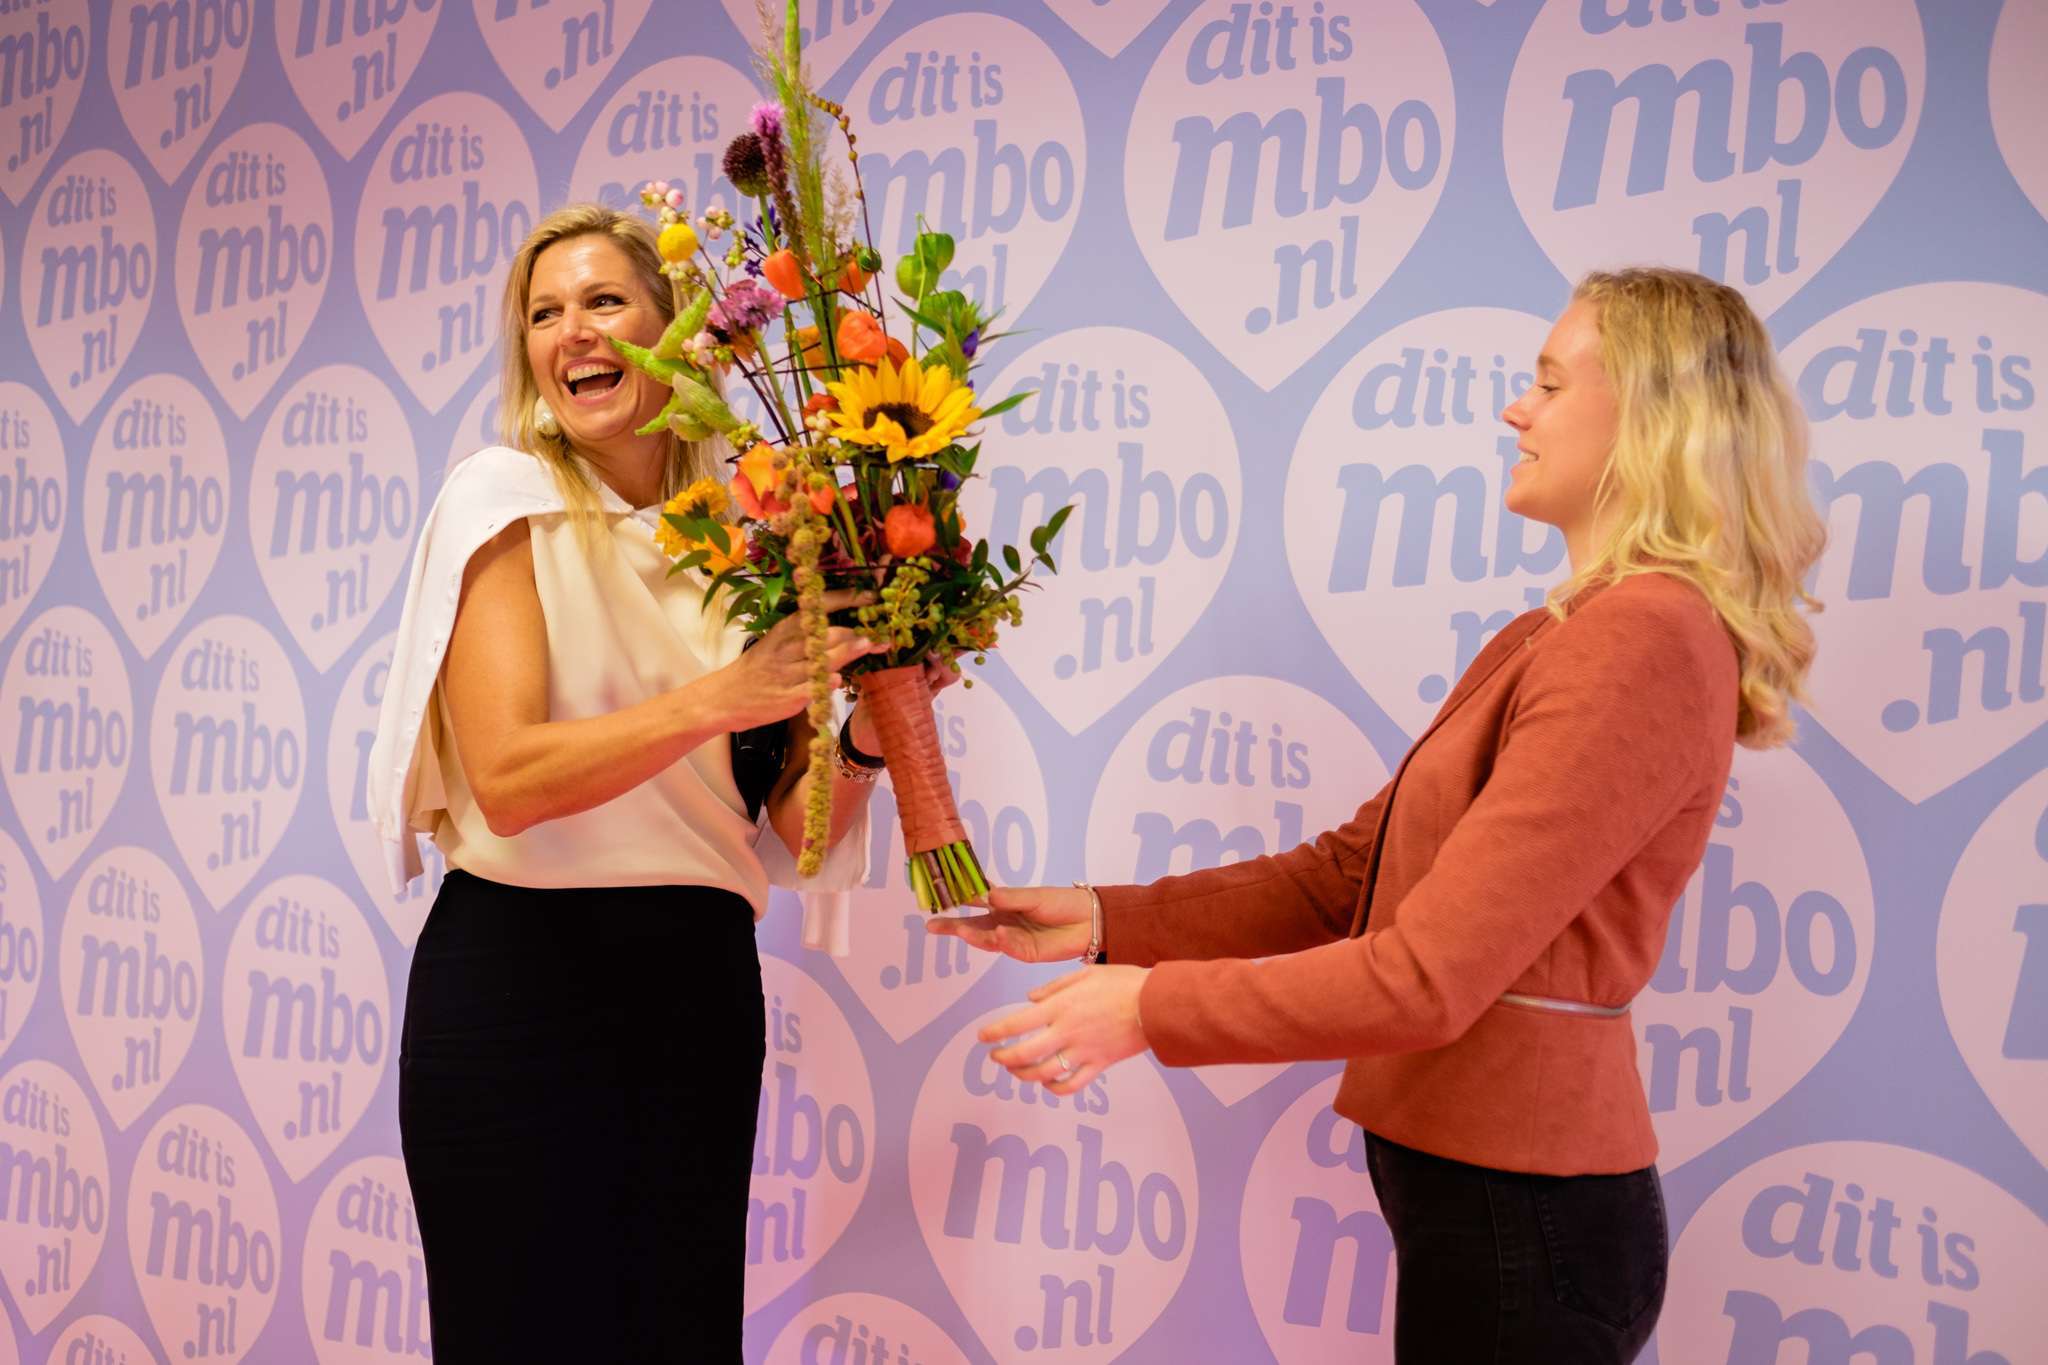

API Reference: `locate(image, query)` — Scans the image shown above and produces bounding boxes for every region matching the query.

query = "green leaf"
[1045,503,1074,539]
[1029,525,1050,556]
[978,390,1032,419]
[893,299,941,332]
[761,574,786,613]
[667,550,710,575]
[1003,544,1022,574]
[970,539,989,572]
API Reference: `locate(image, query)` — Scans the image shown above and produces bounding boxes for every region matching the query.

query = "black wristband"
[837,714,886,769]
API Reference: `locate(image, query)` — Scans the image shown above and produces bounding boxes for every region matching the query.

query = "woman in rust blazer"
[933,268,1828,1363]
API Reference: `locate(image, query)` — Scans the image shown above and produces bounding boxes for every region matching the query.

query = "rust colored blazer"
[1102,573,1740,1176]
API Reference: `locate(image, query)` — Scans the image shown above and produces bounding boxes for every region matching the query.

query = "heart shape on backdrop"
[0,605,132,882]
[1087,674,1390,912]
[1502,0,1924,322]
[222,875,392,1182]
[1240,1076,1397,1359]
[328,633,444,947]
[0,830,42,1070]
[844,13,1085,334]
[1636,748,1874,1171]
[716,0,895,86]
[1657,1143,2048,1364]
[175,123,333,420]
[353,91,540,412]
[0,3,90,204]
[0,1061,108,1332]
[1991,0,2048,232]
[567,55,763,216]
[106,0,250,183]
[82,372,230,660]
[908,1007,1199,1363]
[1778,281,2048,800]
[273,0,446,160]
[826,675,1042,1043]
[1125,0,1455,391]
[300,1155,429,1365]
[1938,766,2048,1172]
[20,148,155,423]
[1284,307,1561,742]
[126,1106,281,1365]
[1040,0,1172,58]
[61,846,205,1131]
[248,365,419,672]
[0,382,67,645]
[763,1292,973,1365]
[149,615,306,910]
[472,0,654,132]
[959,326,1243,734]
[745,953,877,1315]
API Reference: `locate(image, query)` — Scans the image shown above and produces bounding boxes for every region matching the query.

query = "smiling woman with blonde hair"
[369,202,951,1360]
[939,267,1827,1363]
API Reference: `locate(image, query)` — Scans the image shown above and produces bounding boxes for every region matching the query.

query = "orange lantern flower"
[837,311,888,365]
[884,502,936,558]
[762,249,806,301]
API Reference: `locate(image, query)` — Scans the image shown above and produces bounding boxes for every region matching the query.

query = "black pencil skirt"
[398,869,765,1362]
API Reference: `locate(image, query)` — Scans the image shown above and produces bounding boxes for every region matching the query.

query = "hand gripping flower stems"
[608,0,1072,909]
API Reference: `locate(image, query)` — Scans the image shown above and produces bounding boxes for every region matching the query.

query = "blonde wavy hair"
[1560,267,1826,749]
[498,203,719,545]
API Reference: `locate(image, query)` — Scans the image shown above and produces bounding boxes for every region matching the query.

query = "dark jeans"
[399,870,765,1363]
[1365,1130,1668,1364]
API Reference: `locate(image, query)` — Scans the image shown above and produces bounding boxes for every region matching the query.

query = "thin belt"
[1497,991,1631,1018]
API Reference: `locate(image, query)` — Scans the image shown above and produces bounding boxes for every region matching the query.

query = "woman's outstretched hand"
[977,964,1153,1097]
[926,885,1093,964]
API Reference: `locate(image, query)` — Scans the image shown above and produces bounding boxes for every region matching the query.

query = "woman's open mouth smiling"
[563,361,625,400]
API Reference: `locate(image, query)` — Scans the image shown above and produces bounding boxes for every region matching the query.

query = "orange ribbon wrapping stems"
[858,664,989,910]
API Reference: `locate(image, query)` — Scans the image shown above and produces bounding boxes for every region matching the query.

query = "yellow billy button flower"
[823,356,981,464]
[658,221,699,263]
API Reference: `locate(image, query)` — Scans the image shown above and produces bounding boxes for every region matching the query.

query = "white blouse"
[367,446,861,951]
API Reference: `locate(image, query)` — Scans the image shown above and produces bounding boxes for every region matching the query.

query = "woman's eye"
[1539,384,1559,394]
[530,307,557,324]
[593,293,626,308]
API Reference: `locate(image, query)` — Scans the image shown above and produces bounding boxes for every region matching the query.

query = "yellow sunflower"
[824,355,980,464]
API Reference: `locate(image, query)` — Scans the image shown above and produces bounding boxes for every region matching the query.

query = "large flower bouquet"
[610,0,1070,910]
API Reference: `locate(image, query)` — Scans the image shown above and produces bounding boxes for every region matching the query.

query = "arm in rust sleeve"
[1097,781,1390,968]
[1135,587,1723,1065]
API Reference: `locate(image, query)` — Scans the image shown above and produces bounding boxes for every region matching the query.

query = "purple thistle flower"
[709,279,786,334]
[750,102,784,142]
[937,471,961,491]
[961,330,980,359]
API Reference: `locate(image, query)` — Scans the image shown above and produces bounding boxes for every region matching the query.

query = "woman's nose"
[558,305,595,341]
[1501,397,1529,431]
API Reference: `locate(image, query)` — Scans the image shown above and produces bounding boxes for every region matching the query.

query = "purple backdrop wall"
[1,0,2045,1361]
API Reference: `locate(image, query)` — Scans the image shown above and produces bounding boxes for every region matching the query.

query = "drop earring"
[532,396,560,438]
